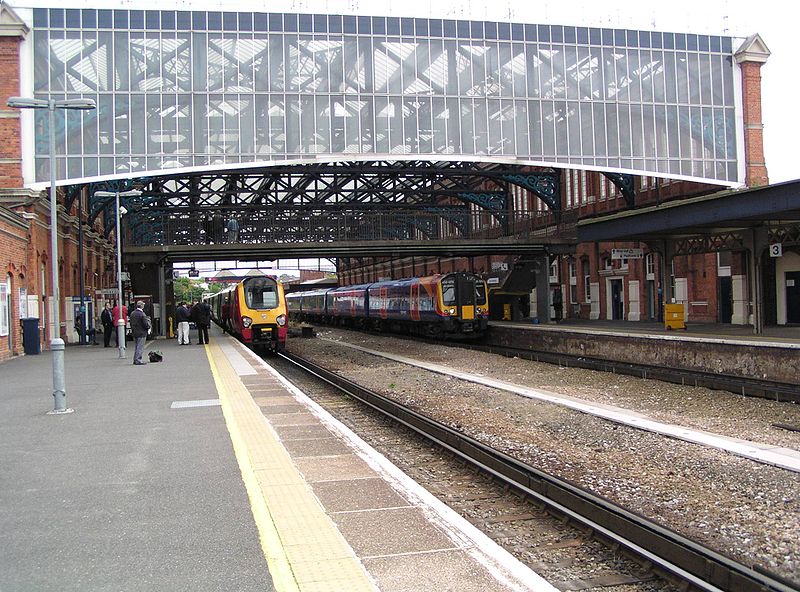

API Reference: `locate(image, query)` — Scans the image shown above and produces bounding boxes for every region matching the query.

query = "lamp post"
[94,189,141,359]
[7,96,96,415]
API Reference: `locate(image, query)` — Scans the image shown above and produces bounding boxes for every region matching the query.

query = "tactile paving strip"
[205,341,376,592]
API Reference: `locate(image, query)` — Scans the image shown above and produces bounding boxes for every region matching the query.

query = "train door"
[379,286,388,319]
[411,283,420,321]
[786,271,800,324]
[456,274,476,320]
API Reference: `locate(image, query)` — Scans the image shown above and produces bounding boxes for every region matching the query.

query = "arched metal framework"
[71,160,570,247]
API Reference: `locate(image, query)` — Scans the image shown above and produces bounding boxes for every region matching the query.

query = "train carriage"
[286,272,488,339]
[326,284,370,326]
[368,273,488,336]
[207,275,288,353]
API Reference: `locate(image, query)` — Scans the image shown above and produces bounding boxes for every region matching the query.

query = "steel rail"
[277,350,798,592]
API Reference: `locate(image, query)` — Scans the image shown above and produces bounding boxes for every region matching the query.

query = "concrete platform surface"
[1,328,556,592]
[0,339,273,592]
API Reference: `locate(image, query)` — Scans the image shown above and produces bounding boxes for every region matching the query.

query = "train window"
[475,282,487,305]
[244,278,278,309]
[441,276,456,305]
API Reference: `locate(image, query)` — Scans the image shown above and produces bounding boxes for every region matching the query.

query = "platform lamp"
[94,189,142,359]
[7,96,96,415]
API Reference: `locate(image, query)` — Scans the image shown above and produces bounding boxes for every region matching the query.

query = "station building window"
[582,258,591,302]
[568,259,578,304]
[0,274,10,338]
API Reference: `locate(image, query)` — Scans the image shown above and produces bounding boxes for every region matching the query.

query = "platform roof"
[576,179,800,242]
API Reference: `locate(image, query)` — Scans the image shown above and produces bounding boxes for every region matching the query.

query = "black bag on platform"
[148,351,163,363]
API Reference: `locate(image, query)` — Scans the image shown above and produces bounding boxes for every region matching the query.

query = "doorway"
[787,271,800,324]
[646,280,656,320]
[718,276,733,323]
[609,279,624,320]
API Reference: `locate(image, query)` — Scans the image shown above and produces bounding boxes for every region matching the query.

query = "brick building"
[0,203,27,360]
[0,5,116,359]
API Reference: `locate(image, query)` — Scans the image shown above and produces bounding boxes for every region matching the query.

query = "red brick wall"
[0,211,29,360]
[0,36,23,188]
[740,61,769,187]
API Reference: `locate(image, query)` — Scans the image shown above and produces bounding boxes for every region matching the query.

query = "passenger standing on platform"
[112,300,128,347]
[130,300,151,365]
[191,299,212,345]
[101,302,114,347]
[175,301,191,345]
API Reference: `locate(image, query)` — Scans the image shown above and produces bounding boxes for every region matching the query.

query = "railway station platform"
[497,318,800,342]
[0,328,553,592]
[488,319,800,386]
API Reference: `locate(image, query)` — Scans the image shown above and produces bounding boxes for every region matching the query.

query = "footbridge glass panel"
[25,5,740,185]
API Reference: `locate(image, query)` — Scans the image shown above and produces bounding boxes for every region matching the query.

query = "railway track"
[290,324,799,402]
[367,330,799,404]
[276,349,797,592]
[469,342,800,403]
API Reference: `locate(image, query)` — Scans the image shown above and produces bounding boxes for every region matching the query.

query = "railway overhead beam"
[124,239,551,264]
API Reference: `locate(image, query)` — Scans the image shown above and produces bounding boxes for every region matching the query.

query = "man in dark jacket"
[100,302,114,347]
[130,300,152,365]
[175,302,192,345]
[191,299,212,345]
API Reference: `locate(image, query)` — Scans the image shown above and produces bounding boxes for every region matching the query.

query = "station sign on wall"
[611,248,644,260]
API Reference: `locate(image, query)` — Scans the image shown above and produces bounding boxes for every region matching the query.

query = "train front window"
[441,276,456,305]
[244,278,278,309]
[476,282,487,306]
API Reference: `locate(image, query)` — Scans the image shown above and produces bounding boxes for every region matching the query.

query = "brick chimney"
[735,34,770,187]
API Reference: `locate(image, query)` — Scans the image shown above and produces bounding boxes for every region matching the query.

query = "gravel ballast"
[287,328,800,584]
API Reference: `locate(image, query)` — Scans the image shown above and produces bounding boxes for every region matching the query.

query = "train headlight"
[448,308,456,315]
[276,314,287,327]
[242,316,253,328]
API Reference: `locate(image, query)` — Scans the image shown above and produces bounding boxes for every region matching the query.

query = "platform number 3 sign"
[769,243,783,257]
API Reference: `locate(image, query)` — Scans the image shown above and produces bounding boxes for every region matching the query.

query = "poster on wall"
[0,282,8,337]
[18,288,27,318]
[26,295,39,319]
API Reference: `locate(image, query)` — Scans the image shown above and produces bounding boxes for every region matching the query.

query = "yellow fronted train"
[206,275,288,353]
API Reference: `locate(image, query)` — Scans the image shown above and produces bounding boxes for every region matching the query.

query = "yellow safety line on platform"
[205,343,299,592]
[205,340,376,592]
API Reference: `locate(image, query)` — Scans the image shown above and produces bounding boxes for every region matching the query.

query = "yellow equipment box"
[664,303,686,330]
